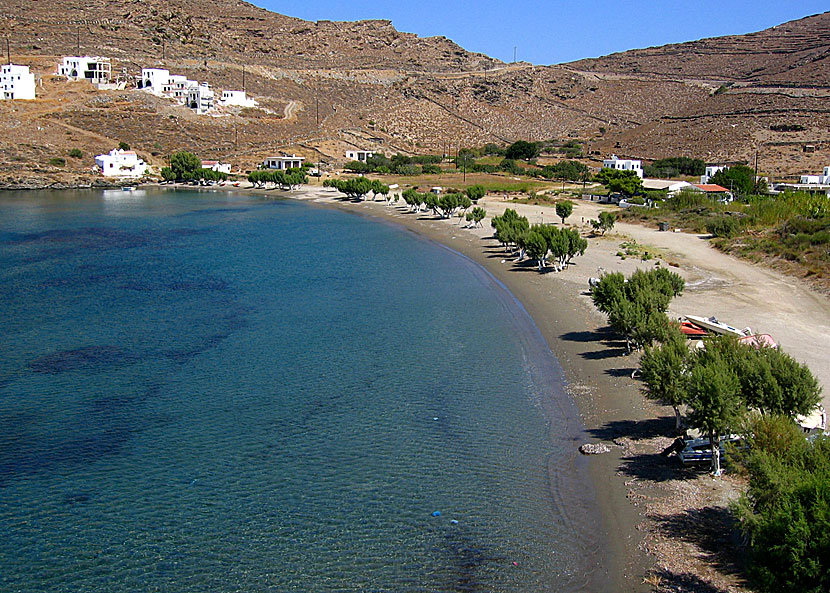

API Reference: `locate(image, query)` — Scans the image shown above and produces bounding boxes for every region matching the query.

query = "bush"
[68,148,83,159]
[421,163,442,175]
[734,417,830,593]
[706,216,741,238]
[48,157,66,167]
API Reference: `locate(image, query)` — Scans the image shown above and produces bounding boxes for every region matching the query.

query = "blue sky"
[252,1,828,65]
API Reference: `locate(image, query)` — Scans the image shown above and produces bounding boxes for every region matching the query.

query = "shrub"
[421,164,442,175]
[706,216,741,238]
[48,157,66,167]
[68,148,83,159]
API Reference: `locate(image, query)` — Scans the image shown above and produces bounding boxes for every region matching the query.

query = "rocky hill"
[0,2,828,187]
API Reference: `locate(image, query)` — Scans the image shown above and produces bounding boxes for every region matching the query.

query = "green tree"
[555,200,574,225]
[640,326,691,430]
[160,167,175,182]
[504,140,540,160]
[524,230,549,271]
[688,340,744,475]
[608,172,644,197]
[592,211,615,235]
[170,151,202,181]
[437,193,460,218]
[591,268,684,352]
[118,141,130,151]
[370,179,389,201]
[466,184,486,203]
[710,165,756,196]
[491,208,529,249]
[68,148,83,159]
[466,206,487,227]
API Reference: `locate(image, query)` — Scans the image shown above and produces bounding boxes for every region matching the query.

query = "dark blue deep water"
[0,188,603,592]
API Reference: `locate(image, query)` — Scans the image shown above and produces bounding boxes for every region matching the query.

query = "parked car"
[678,434,744,465]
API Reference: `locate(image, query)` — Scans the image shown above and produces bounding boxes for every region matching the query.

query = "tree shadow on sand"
[560,327,630,359]
[588,416,676,442]
[648,569,734,593]
[650,506,748,588]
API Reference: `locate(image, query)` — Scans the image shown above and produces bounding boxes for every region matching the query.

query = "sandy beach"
[192,180,829,590]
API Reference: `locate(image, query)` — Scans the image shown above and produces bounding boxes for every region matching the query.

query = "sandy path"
[472,196,830,409]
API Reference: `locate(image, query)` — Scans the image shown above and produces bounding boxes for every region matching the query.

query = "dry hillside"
[0,3,828,187]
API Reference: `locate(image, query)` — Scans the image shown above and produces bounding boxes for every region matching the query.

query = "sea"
[0,188,605,593]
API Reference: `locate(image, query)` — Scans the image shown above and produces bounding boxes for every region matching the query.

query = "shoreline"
[270,183,830,591]
[280,186,657,590]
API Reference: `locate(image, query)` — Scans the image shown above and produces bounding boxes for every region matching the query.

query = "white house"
[201,160,232,174]
[800,167,830,184]
[140,68,170,95]
[346,150,375,162]
[642,179,692,195]
[187,83,214,114]
[701,165,726,184]
[59,56,111,85]
[602,155,643,178]
[263,155,305,170]
[94,149,148,178]
[220,90,256,107]
[0,64,36,100]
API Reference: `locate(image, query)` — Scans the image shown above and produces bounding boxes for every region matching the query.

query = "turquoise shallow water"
[0,188,603,592]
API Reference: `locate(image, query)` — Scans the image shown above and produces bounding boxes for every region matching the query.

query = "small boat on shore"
[679,320,707,336]
[684,315,751,338]
[121,185,136,191]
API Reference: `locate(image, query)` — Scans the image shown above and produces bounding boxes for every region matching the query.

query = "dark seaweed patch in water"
[29,345,133,374]
[118,278,229,292]
[6,227,206,251]
[439,528,504,593]
[163,331,232,363]
[0,427,131,488]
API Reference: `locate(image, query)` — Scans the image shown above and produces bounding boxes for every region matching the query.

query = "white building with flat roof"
[1,64,36,100]
[140,68,170,95]
[264,155,305,170]
[187,83,214,114]
[59,56,111,85]
[800,167,830,184]
[201,160,232,174]
[94,149,148,178]
[701,165,726,184]
[346,150,375,162]
[220,90,256,107]
[602,155,643,178]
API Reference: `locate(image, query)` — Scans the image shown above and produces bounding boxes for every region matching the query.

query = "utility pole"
[242,64,246,92]
[316,96,319,127]
[6,36,10,65]
[76,27,80,56]
[162,38,165,62]
[513,46,517,63]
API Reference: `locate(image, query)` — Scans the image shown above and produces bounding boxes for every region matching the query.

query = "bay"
[0,188,602,592]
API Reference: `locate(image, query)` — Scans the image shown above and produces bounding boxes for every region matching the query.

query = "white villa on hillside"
[800,167,830,184]
[94,148,148,178]
[201,160,232,174]
[220,90,256,107]
[59,56,111,85]
[346,150,375,162]
[264,155,305,170]
[602,155,643,178]
[187,83,214,114]
[1,64,36,100]
[700,165,726,184]
[140,68,170,95]
[169,75,198,101]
